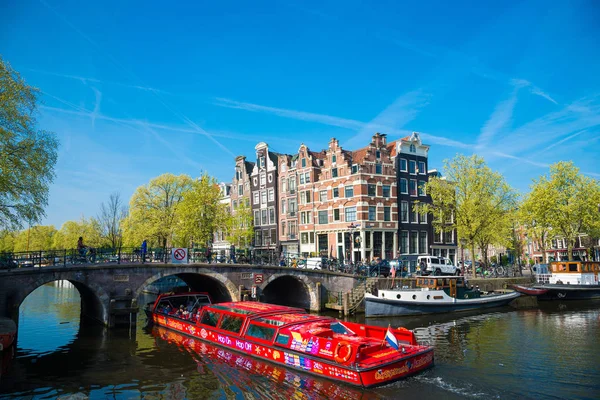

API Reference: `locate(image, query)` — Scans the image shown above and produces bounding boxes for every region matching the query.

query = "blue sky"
[2,0,599,229]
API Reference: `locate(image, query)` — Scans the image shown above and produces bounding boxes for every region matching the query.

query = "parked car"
[417,256,459,276]
[365,259,391,277]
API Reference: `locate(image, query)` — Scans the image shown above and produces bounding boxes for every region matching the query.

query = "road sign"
[254,273,264,285]
[251,286,257,299]
[171,248,188,264]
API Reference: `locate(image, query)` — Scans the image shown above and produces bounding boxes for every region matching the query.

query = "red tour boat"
[145,292,434,387]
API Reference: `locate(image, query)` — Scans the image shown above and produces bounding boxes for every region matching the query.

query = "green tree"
[97,192,127,249]
[520,179,554,263]
[13,225,57,252]
[127,173,193,248]
[528,161,600,261]
[0,230,16,252]
[421,155,518,277]
[53,217,103,249]
[177,173,227,248]
[225,198,254,249]
[0,57,59,229]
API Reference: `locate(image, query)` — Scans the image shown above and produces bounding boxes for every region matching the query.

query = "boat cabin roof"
[417,276,466,289]
[549,261,599,274]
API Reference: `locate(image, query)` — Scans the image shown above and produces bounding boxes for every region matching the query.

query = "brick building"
[277,153,299,256]
[250,142,280,256]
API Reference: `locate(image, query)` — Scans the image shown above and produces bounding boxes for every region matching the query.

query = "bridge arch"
[13,276,109,326]
[135,271,238,303]
[260,273,317,310]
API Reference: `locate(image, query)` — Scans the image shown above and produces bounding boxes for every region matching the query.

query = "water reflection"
[1,284,599,399]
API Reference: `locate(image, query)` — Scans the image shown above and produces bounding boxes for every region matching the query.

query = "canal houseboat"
[145,294,434,387]
[531,261,600,300]
[365,276,521,317]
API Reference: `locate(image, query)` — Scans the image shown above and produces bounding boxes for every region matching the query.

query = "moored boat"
[145,294,434,387]
[512,285,549,296]
[0,317,16,352]
[532,261,600,301]
[365,276,520,317]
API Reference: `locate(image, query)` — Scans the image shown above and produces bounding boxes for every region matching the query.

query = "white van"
[417,256,459,276]
[304,257,324,270]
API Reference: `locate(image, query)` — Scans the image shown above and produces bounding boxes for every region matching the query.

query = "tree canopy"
[421,154,518,277]
[0,57,59,229]
[524,161,600,261]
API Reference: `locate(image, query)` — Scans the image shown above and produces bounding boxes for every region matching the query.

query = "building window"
[401,201,408,222]
[409,160,416,174]
[419,231,427,254]
[261,190,267,204]
[310,232,315,243]
[260,172,266,186]
[400,159,407,172]
[345,207,357,222]
[375,163,382,174]
[281,221,286,236]
[368,184,376,197]
[333,187,339,198]
[376,150,381,159]
[238,185,243,195]
[418,161,426,174]
[384,206,391,221]
[232,200,237,210]
[289,177,296,193]
[253,177,258,186]
[410,180,417,196]
[301,190,311,204]
[410,231,418,253]
[261,209,268,225]
[268,173,273,183]
[319,190,327,202]
[332,155,337,163]
[419,205,427,223]
[254,192,259,205]
[410,144,416,153]
[410,205,418,223]
[255,231,262,246]
[281,199,287,214]
[301,158,306,168]
[268,188,274,202]
[351,164,359,174]
[259,156,265,168]
[318,210,328,224]
[345,186,354,198]
[330,168,337,178]
[368,206,376,221]
[401,231,408,254]
[301,233,308,244]
[254,211,260,226]
[382,185,390,198]
[299,174,305,185]
[281,163,286,172]
[418,181,426,196]
[338,232,343,242]
[235,170,241,180]
[305,172,310,183]
[269,208,276,224]
[289,199,297,216]
[333,209,340,221]
[400,178,408,194]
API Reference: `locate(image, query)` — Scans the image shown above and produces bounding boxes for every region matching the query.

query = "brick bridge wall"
[0,264,359,326]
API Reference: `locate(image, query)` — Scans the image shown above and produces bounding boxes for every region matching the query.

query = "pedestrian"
[141,239,147,263]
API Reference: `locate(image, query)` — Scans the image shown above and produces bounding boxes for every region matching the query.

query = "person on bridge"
[77,237,87,257]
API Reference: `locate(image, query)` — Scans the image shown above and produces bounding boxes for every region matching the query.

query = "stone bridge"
[0,263,360,327]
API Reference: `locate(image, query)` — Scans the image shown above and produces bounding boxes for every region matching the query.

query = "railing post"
[118,248,121,265]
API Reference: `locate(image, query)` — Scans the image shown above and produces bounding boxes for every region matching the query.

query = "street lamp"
[460,237,467,275]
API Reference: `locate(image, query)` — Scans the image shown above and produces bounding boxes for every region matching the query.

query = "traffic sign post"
[171,248,189,264]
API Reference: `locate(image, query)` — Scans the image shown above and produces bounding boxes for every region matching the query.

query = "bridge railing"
[0,247,399,279]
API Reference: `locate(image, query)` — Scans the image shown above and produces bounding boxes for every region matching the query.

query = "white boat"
[365,276,520,317]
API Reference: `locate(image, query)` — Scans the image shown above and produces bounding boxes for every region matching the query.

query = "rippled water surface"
[1,281,599,399]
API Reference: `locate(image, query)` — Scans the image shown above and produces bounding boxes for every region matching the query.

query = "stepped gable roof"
[351,146,369,164]
[244,161,255,174]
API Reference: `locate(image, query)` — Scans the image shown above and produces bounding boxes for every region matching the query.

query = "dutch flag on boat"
[385,325,399,350]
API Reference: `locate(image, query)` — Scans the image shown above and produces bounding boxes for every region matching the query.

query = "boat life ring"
[334,341,353,364]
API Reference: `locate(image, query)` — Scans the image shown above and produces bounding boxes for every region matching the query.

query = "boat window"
[219,315,244,334]
[275,334,290,345]
[330,321,355,335]
[255,318,285,327]
[200,310,221,327]
[568,263,578,272]
[246,323,276,342]
[437,279,444,287]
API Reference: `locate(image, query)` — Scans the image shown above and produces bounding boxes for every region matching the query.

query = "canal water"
[0,281,599,399]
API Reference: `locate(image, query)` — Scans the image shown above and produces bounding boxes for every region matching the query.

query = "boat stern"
[359,347,434,387]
